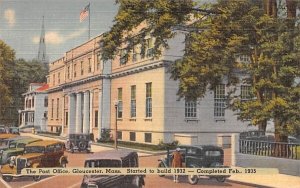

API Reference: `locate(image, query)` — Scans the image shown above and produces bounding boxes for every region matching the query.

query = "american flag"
[80,4,90,22]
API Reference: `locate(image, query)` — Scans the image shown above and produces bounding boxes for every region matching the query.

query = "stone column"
[68,94,76,134]
[75,92,83,133]
[89,90,93,133]
[83,91,90,134]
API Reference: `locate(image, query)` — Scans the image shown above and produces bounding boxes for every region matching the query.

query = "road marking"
[22,176,57,188]
[0,177,12,188]
[68,182,81,188]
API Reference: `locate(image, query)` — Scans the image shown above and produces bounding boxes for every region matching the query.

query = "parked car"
[81,150,145,188]
[0,136,31,154]
[8,127,19,135]
[288,136,300,144]
[0,140,68,182]
[158,145,229,184]
[66,133,92,153]
[0,137,42,165]
[0,127,7,134]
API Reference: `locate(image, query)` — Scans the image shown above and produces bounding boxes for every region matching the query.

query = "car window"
[9,142,16,148]
[46,145,55,153]
[205,150,221,156]
[85,160,121,167]
[55,143,62,151]
[25,146,45,153]
[17,143,26,148]
[129,157,138,167]
[187,148,197,155]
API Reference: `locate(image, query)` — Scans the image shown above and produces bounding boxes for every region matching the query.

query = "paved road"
[0,133,270,188]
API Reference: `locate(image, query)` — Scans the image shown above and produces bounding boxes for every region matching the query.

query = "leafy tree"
[102,0,300,142]
[0,40,16,125]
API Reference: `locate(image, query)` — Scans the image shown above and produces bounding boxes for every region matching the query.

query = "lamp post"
[114,101,118,150]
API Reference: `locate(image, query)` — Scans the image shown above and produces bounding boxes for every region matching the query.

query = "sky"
[0,0,118,62]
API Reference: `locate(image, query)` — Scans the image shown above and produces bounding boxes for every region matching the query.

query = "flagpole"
[88,2,90,40]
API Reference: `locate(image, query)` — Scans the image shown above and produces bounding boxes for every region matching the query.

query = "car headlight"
[26,161,32,167]
[9,158,15,167]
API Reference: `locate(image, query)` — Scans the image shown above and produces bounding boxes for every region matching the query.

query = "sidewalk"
[229,173,300,188]
[21,132,300,188]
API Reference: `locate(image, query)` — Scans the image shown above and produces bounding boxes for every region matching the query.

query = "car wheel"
[188,175,199,185]
[158,162,165,177]
[33,175,41,181]
[216,176,226,182]
[2,175,13,182]
[61,161,67,168]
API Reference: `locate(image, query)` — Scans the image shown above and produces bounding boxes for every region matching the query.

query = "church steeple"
[37,16,48,64]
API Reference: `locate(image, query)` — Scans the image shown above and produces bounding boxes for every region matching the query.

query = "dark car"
[66,133,92,153]
[158,145,229,184]
[81,150,145,188]
[8,127,19,135]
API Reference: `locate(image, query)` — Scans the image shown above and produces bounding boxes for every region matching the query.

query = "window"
[94,110,98,127]
[214,84,225,117]
[53,74,55,85]
[239,55,250,62]
[146,38,154,57]
[145,133,152,143]
[58,72,60,84]
[120,49,127,65]
[51,99,54,118]
[97,54,101,70]
[67,66,70,79]
[81,61,84,75]
[88,58,92,73]
[132,44,139,62]
[74,64,77,77]
[117,88,123,118]
[241,85,252,100]
[56,98,59,119]
[130,132,136,141]
[117,131,122,140]
[65,112,68,127]
[131,85,136,118]
[185,100,197,118]
[146,83,152,117]
[32,98,35,108]
[44,97,48,107]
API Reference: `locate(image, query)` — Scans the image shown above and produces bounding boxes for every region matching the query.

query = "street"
[0,134,269,188]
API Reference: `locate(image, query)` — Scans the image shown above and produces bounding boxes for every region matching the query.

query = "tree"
[102,0,300,142]
[0,40,15,125]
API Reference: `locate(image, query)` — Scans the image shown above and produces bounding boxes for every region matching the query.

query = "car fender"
[59,156,68,164]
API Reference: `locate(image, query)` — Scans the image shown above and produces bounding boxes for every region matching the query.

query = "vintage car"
[66,133,92,153]
[0,137,42,165]
[1,140,68,182]
[81,150,145,188]
[158,145,229,184]
[0,136,31,154]
[8,127,20,134]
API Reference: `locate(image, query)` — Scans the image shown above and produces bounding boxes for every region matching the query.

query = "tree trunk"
[264,0,277,17]
[274,119,288,157]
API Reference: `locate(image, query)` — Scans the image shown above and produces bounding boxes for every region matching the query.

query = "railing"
[239,139,299,160]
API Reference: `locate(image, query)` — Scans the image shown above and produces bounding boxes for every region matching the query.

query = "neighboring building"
[20,83,49,132]
[47,27,254,145]
[47,34,111,138]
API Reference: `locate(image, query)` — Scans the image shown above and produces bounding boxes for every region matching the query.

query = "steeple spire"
[37,16,48,64]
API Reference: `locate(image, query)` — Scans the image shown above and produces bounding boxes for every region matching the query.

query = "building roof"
[36,84,49,92]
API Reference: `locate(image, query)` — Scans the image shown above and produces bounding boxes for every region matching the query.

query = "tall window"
[94,110,98,127]
[131,85,136,118]
[56,98,59,119]
[65,112,68,127]
[185,100,197,118]
[145,133,152,143]
[120,49,127,65]
[44,97,48,107]
[117,88,123,118]
[132,44,139,62]
[81,61,84,75]
[146,38,154,57]
[51,99,54,119]
[88,58,92,73]
[67,66,70,79]
[32,98,35,108]
[130,132,136,141]
[74,64,77,77]
[146,82,152,117]
[214,84,225,117]
[53,74,55,85]
[58,72,61,84]
[97,54,101,70]
[241,85,252,100]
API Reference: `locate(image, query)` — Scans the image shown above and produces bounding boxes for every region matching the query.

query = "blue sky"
[0,0,118,62]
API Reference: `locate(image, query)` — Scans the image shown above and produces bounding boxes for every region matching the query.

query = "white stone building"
[20,83,48,132]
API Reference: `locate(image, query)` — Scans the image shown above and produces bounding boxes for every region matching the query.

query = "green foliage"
[157,140,179,150]
[98,128,113,142]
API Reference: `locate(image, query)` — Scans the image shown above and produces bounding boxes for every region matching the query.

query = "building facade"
[47,28,254,145]
[20,83,48,131]
[47,35,111,138]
